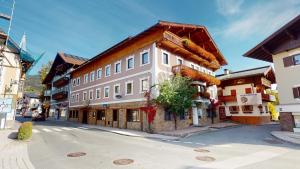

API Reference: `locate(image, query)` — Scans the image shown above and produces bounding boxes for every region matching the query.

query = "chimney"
[224,69,230,75]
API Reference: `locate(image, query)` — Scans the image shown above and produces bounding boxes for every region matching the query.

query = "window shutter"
[293,87,299,98]
[231,90,236,96]
[245,88,252,94]
[283,56,294,67]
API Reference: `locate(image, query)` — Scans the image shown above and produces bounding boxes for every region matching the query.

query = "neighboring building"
[244,15,300,132]
[17,93,41,116]
[69,21,227,132]
[0,30,34,128]
[42,53,88,120]
[216,66,276,125]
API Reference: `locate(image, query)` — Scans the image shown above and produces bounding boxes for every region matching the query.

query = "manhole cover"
[113,159,134,165]
[263,138,283,144]
[194,148,210,153]
[195,156,215,162]
[67,152,86,157]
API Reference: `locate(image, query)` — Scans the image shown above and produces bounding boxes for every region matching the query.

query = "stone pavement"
[271,131,300,145]
[0,127,35,169]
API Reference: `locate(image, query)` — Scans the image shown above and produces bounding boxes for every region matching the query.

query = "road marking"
[42,128,52,132]
[52,128,62,132]
[183,141,193,144]
[32,129,40,133]
[195,142,206,146]
[61,127,73,131]
[77,126,89,130]
[202,147,290,169]
[171,140,180,143]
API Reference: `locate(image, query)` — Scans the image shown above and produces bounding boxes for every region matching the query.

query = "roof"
[43,52,88,84]
[216,65,274,81]
[73,20,227,73]
[244,15,300,62]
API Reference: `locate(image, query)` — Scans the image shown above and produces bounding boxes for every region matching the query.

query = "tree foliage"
[39,61,53,83]
[155,75,197,119]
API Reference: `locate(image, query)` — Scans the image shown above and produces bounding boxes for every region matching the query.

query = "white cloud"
[216,0,244,16]
[218,0,300,40]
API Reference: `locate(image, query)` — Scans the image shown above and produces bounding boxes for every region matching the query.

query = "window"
[229,106,239,114]
[191,64,195,69]
[76,77,80,86]
[114,84,120,96]
[242,105,253,113]
[293,87,300,99]
[245,88,252,94]
[140,78,149,92]
[71,94,75,103]
[126,81,133,95]
[126,109,140,122]
[69,111,73,118]
[89,90,93,100]
[104,86,110,98]
[114,61,121,74]
[84,74,89,83]
[126,56,134,70]
[162,52,169,65]
[141,51,149,65]
[164,109,172,121]
[96,88,101,99]
[113,109,118,121]
[177,58,183,65]
[76,94,79,102]
[83,92,87,101]
[283,54,300,67]
[90,71,95,82]
[72,79,76,87]
[96,68,102,79]
[96,110,105,120]
[105,65,111,77]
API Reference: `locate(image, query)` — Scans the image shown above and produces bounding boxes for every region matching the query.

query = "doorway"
[82,110,88,124]
[113,109,119,128]
[219,106,226,121]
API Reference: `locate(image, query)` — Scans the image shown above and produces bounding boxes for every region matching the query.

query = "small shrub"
[18,122,32,140]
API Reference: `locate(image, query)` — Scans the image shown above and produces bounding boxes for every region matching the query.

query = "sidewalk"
[0,128,35,169]
[271,131,300,145]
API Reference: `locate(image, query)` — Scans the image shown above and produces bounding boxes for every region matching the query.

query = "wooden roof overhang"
[244,15,300,62]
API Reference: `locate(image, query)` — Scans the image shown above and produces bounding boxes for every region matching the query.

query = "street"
[22,118,300,169]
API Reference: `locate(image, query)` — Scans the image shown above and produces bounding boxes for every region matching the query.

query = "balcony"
[218,95,237,102]
[44,90,51,97]
[53,76,69,88]
[261,93,276,102]
[52,87,69,100]
[172,65,220,86]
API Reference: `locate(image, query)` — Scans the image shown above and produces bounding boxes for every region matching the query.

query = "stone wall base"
[231,116,271,125]
[279,112,295,132]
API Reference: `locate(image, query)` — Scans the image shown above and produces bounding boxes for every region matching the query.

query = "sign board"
[237,93,262,105]
[261,77,271,88]
[0,98,12,114]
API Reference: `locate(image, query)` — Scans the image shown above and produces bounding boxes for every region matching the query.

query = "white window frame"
[71,94,75,103]
[89,90,93,100]
[96,68,102,80]
[176,56,183,65]
[126,55,135,71]
[84,74,89,83]
[72,79,76,87]
[114,83,121,98]
[76,77,80,86]
[140,49,150,66]
[191,63,195,69]
[140,77,149,93]
[83,91,87,101]
[162,50,170,66]
[114,60,122,74]
[90,71,95,82]
[95,88,101,99]
[104,86,110,98]
[105,65,111,77]
[125,80,134,95]
[76,93,79,102]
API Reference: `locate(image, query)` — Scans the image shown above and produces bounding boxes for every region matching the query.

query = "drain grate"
[263,138,283,144]
[67,152,87,157]
[113,159,134,165]
[194,148,210,153]
[195,156,215,162]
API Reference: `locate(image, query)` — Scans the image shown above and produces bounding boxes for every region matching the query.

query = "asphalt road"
[24,118,300,169]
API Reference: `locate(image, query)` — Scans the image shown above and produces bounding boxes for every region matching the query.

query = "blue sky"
[0,0,299,75]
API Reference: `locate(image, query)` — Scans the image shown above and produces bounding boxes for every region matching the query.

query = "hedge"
[18,122,32,140]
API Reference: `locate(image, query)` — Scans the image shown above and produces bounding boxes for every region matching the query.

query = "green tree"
[38,61,52,101]
[155,75,197,129]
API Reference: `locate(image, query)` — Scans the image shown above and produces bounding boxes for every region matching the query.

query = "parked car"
[32,113,46,121]
[23,110,33,118]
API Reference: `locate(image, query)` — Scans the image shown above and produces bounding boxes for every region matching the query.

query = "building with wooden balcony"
[244,15,300,132]
[69,21,227,132]
[216,66,276,125]
[43,52,88,120]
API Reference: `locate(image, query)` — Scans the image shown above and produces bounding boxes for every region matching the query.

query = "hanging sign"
[237,93,262,105]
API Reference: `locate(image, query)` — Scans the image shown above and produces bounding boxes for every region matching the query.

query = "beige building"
[69,21,227,133]
[0,30,34,128]
[244,15,300,132]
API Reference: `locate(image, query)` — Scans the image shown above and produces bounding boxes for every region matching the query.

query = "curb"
[270,131,300,145]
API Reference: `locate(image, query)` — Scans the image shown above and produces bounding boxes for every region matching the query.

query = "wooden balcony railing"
[172,64,220,86]
[53,76,69,88]
[218,95,237,102]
